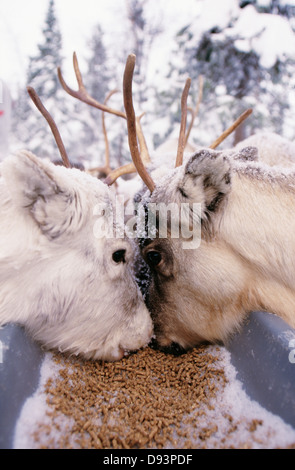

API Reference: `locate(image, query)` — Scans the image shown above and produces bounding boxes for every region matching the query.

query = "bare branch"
[27,86,72,168]
[210,108,253,150]
[175,77,191,168]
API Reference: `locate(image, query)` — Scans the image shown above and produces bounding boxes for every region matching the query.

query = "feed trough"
[1,310,295,449]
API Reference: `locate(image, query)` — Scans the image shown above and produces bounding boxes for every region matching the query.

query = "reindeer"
[234,131,295,168]
[0,56,153,362]
[119,55,295,354]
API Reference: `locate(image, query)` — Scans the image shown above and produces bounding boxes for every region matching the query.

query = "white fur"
[0,150,152,361]
[234,132,295,168]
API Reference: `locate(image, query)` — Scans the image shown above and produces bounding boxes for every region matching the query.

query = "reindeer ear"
[181,149,232,216]
[2,150,79,239]
[2,150,59,204]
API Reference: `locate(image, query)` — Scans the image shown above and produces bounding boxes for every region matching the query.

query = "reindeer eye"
[112,249,126,264]
[147,251,162,267]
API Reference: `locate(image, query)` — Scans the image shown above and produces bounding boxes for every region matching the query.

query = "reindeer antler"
[58,53,126,119]
[185,75,204,146]
[104,113,148,184]
[27,86,72,168]
[88,89,120,178]
[59,52,151,185]
[122,54,155,193]
[209,108,253,150]
[102,89,118,173]
[175,77,191,168]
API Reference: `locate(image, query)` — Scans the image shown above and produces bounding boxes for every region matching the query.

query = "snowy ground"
[13,344,295,449]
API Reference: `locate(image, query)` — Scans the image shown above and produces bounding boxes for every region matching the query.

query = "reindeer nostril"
[166,342,187,356]
[112,249,126,264]
[148,337,160,350]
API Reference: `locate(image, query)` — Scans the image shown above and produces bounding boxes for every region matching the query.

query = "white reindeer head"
[0,150,152,361]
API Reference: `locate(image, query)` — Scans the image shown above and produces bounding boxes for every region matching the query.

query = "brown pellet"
[27,344,292,449]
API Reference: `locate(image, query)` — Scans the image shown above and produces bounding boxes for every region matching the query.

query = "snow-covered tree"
[124,0,163,153]
[13,0,86,164]
[80,3,163,170]
[244,0,295,17]
[157,0,295,149]
[126,0,146,104]
[79,23,131,169]
[85,25,110,104]
[77,24,110,167]
[27,0,63,99]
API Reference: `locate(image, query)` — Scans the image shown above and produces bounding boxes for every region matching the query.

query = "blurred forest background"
[7,0,295,168]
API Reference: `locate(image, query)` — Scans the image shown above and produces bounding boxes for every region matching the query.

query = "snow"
[13,354,62,449]
[2,0,294,96]
[193,0,240,34]
[3,0,295,157]
[189,347,295,449]
[0,0,200,95]
[257,0,272,6]
[280,0,295,5]
[188,2,295,70]
[229,5,295,68]
[13,346,295,449]
[2,0,295,450]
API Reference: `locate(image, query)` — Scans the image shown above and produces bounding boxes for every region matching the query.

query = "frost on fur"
[0,150,152,361]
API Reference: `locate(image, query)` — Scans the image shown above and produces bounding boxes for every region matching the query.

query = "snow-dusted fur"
[0,150,152,361]
[234,132,295,168]
[148,132,295,183]
[139,148,295,351]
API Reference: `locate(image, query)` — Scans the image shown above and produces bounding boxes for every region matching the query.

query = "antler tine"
[89,89,120,178]
[58,52,152,185]
[123,54,155,193]
[104,100,151,187]
[185,75,204,146]
[102,89,119,173]
[209,108,253,150]
[73,50,84,91]
[104,162,137,185]
[27,86,72,168]
[136,112,150,165]
[58,52,126,119]
[103,113,151,186]
[175,77,191,168]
